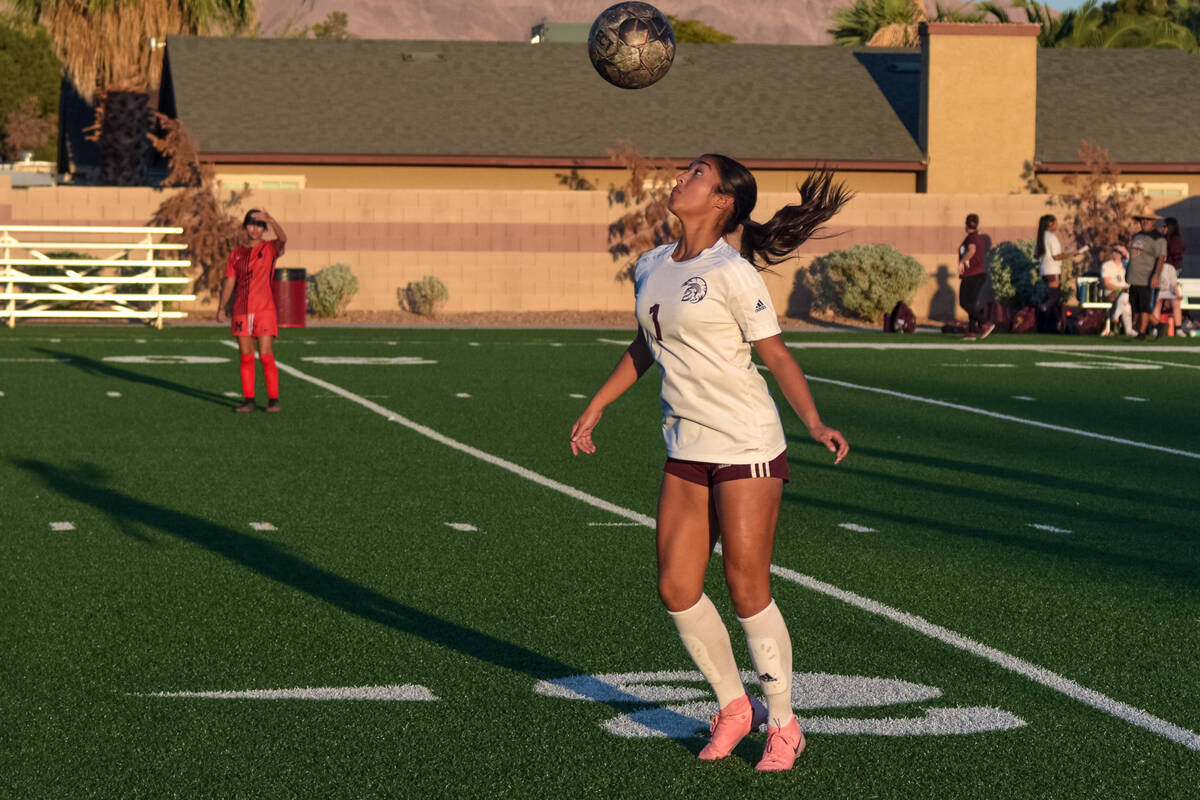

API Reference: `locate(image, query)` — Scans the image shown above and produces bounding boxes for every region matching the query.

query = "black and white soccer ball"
[587,2,675,90]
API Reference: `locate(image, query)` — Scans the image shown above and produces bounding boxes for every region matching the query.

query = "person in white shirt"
[1153,258,1181,336]
[1034,214,1087,292]
[1100,244,1133,336]
[570,154,849,772]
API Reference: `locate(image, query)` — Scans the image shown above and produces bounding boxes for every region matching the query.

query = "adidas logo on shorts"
[754,299,767,312]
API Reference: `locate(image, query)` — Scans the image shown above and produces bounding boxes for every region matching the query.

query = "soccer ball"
[587,2,675,90]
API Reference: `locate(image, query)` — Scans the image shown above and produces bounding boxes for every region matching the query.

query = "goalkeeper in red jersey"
[216,209,288,413]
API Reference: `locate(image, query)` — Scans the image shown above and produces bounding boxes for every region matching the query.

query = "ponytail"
[705,154,852,271]
[1034,214,1055,259]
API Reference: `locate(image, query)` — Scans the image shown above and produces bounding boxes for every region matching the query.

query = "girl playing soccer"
[570,154,850,771]
[216,209,288,412]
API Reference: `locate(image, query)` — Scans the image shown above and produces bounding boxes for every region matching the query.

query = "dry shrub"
[606,141,681,281]
[147,114,250,300]
[1053,140,1152,291]
[3,96,56,160]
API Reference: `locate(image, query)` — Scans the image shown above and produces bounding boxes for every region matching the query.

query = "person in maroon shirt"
[957,214,993,340]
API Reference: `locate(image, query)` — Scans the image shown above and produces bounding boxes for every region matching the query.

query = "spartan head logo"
[681,276,707,303]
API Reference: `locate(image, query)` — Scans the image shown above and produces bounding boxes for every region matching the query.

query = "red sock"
[239,353,255,398]
[261,353,279,400]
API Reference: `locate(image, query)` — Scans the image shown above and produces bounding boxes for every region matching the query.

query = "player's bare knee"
[658,577,702,613]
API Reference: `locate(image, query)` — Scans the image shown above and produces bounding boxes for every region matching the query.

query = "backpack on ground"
[883,301,916,333]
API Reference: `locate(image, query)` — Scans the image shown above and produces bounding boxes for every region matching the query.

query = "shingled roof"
[1036,48,1200,167]
[160,36,925,166]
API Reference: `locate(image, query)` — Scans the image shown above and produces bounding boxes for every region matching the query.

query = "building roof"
[161,36,925,167]
[1036,48,1200,168]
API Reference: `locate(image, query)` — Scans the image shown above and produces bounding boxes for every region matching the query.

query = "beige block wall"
[921,24,1040,195]
[2,176,1195,324]
[213,163,919,194]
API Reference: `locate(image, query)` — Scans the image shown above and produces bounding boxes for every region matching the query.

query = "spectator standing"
[1099,244,1133,336]
[1034,214,1087,294]
[1127,214,1166,340]
[958,214,993,340]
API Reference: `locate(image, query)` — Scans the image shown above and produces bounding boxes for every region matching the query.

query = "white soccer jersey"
[633,238,786,463]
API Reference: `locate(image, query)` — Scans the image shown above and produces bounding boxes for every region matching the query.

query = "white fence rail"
[1,225,193,329]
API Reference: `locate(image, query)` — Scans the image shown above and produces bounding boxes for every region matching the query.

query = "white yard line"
[783,342,1200,352]
[234,341,1200,751]
[801,375,1200,462]
[1042,348,1200,371]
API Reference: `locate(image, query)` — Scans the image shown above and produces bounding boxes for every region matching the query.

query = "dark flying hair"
[242,209,265,227]
[1034,214,1056,259]
[703,153,852,270]
[1163,217,1180,238]
[965,213,979,230]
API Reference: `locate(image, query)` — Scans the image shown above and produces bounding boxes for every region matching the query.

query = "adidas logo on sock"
[759,672,777,683]
[754,299,767,312]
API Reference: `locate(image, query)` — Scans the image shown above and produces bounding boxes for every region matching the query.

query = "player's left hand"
[570,406,602,456]
[810,423,849,464]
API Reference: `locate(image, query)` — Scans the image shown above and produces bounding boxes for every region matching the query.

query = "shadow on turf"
[34,348,235,408]
[782,447,1199,587]
[14,457,710,753]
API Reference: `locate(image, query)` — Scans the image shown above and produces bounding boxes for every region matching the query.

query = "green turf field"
[2,327,1197,798]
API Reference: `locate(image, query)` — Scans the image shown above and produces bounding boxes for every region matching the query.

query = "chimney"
[919,22,1040,194]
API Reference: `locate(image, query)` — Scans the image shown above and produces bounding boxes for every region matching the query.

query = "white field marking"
[103,355,229,365]
[782,342,1199,352]
[569,393,587,399]
[1027,523,1072,534]
[1124,396,1149,403]
[1037,361,1160,371]
[139,684,438,701]
[299,356,436,366]
[49,521,75,532]
[387,341,397,346]
[766,557,1200,750]
[249,522,276,532]
[49,337,60,343]
[597,337,631,346]
[455,393,471,398]
[587,522,643,527]
[304,340,316,345]
[223,391,242,398]
[536,670,1025,739]
[468,342,480,347]
[839,523,877,533]
[106,391,121,397]
[0,357,71,363]
[227,341,1200,751]
[135,338,146,344]
[940,363,1015,368]
[219,341,655,529]
[800,375,1200,462]
[1012,395,1037,401]
[1045,348,1200,371]
[446,522,478,532]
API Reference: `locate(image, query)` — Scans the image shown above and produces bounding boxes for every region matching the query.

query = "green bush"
[808,243,924,321]
[987,239,1048,308]
[403,275,449,317]
[307,263,358,318]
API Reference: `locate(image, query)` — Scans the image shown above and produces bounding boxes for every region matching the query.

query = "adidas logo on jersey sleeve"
[754,299,767,312]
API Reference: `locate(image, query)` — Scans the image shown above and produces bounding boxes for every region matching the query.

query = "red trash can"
[272,267,307,328]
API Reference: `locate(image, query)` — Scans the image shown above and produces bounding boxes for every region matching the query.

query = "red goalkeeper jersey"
[225,240,280,316]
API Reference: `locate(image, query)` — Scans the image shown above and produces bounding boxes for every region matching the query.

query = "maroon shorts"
[664,450,789,487]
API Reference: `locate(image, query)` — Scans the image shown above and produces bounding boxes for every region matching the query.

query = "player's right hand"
[570,406,602,456]
[216,308,226,322]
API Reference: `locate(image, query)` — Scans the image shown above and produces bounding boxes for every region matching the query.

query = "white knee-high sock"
[738,599,794,727]
[667,594,746,709]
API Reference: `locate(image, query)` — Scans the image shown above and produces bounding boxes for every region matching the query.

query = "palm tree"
[10,1,253,184]
[829,0,924,46]
[983,0,1198,51]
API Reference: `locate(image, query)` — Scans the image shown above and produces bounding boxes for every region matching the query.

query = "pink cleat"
[697,693,768,761]
[756,715,806,772]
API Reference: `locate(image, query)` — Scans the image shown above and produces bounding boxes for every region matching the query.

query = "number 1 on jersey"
[649,303,662,341]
